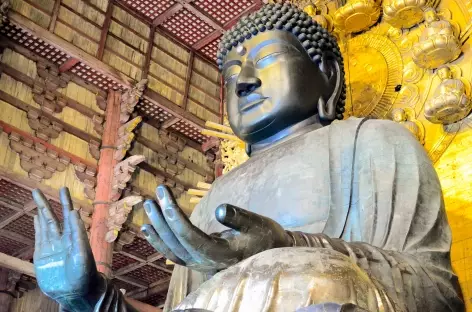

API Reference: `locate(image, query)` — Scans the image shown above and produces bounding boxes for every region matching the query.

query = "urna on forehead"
[216,3,344,71]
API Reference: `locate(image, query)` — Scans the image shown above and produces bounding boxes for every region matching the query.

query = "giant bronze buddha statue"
[31,3,463,312]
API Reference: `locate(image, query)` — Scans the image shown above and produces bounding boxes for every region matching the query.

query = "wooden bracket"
[120,80,148,123]
[113,229,137,252]
[115,116,142,161]
[8,131,70,182]
[112,155,146,201]
[158,128,186,153]
[106,196,143,243]
[26,109,63,141]
[75,163,98,200]
[0,0,10,26]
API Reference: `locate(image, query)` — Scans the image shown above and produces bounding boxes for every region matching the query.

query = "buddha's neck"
[250,115,323,156]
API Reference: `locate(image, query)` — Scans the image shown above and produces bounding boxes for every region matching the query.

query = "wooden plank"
[136,136,213,177]
[129,277,170,299]
[142,26,156,80]
[153,3,183,26]
[0,197,24,212]
[59,57,80,73]
[97,0,114,60]
[48,0,62,32]
[0,230,34,246]
[146,253,163,262]
[0,120,98,169]
[183,51,194,110]
[9,11,133,88]
[119,251,147,263]
[146,262,173,274]
[0,252,35,277]
[0,91,102,146]
[192,29,222,50]
[0,212,23,230]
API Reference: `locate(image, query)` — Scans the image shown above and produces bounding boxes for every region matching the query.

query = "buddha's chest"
[190,129,353,235]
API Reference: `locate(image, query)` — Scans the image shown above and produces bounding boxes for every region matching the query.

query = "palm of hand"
[141,185,292,272]
[33,188,98,301]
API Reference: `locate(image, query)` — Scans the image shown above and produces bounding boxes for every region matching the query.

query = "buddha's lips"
[239,96,268,112]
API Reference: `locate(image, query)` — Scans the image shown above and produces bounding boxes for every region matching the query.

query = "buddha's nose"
[236,63,261,97]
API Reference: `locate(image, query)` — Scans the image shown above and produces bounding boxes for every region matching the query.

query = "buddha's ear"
[317,51,343,122]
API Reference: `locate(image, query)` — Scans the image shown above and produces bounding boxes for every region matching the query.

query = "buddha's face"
[223,30,335,144]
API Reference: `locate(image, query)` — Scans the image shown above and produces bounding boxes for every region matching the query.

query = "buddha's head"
[391,108,407,122]
[217,3,346,145]
[437,66,452,80]
[424,8,439,24]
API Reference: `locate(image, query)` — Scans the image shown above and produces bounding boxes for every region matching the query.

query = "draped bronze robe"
[163,117,463,312]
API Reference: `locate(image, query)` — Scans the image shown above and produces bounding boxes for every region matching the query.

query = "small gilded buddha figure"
[31,3,463,312]
[425,66,472,124]
[391,108,424,143]
[412,8,462,69]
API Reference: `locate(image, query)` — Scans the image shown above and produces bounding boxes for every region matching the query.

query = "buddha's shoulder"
[335,117,414,138]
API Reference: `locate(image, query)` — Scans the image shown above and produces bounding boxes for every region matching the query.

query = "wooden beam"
[130,278,170,300]
[183,51,194,110]
[0,252,35,277]
[143,120,203,152]
[192,30,222,50]
[134,159,193,190]
[142,25,156,80]
[0,91,102,146]
[0,212,23,230]
[146,262,173,274]
[152,4,183,26]
[9,11,133,88]
[161,118,180,129]
[143,90,205,129]
[114,262,147,276]
[146,253,164,262]
[119,251,147,263]
[1,62,103,119]
[0,120,98,169]
[98,1,115,60]
[114,274,148,289]
[59,57,80,73]
[0,230,34,246]
[179,2,223,31]
[48,0,62,32]
[136,136,213,177]
[0,197,23,212]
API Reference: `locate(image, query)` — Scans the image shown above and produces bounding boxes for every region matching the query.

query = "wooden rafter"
[193,29,222,50]
[48,0,62,32]
[177,1,224,31]
[183,51,195,110]
[152,3,183,26]
[0,252,35,277]
[142,25,156,80]
[8,11,133,88]
[97,0,115,60]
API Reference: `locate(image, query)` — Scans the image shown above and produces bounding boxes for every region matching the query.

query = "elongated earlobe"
[318,52,343,122]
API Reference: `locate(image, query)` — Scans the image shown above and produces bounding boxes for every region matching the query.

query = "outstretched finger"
[69,210,91,256]
[215,204,273,233]
[38,205,49,245]
[144,200,192,263]
[141,224,186,266]
[59,187,73,235]
[155,185,230,261]
[33,189,60,240]
[33,215,41,257]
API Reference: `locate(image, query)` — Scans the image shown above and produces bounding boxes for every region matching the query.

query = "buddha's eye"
[255,51,287,68]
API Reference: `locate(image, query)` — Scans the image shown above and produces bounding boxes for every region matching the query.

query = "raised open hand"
[141,185,293,272]
[33,188,102,310]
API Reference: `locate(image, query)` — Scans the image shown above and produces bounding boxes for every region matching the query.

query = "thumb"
[215,204,275,233]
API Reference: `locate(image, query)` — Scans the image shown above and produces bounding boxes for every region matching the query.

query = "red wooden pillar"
[90,90,121,277]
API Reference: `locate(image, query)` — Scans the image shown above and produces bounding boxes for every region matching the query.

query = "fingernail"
[157,186,165,200]
[141,226,148,236]
[164,209,175,219]
[143,201,152,214]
